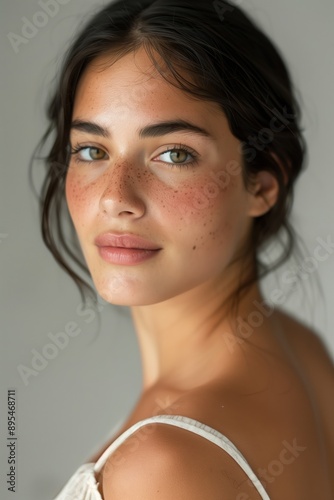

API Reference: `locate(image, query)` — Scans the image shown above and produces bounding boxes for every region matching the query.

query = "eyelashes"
[155,144,199,168]
[69,143,200,169]
[70,145,107,163]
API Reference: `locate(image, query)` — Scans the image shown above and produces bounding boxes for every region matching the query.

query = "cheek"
[164,176,248,255]
[65,166,247,252]
[154,177,236,244]
[160,175,238,227]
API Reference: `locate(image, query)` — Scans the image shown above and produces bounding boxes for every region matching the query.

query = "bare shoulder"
[274,308,334,470]
[273,308,334,380]
[273,308,334,417]
[101,422,259,499]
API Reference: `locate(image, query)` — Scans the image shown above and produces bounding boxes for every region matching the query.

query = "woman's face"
[65,47,260,306]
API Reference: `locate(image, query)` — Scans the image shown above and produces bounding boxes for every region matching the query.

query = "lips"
[94,233,161,250]
[94,233,161,266]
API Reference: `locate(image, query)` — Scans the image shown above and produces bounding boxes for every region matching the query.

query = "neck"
[130,269,263,393]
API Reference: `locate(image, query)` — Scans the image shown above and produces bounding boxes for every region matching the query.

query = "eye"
[69,145,108,163]
[154,144,199,168]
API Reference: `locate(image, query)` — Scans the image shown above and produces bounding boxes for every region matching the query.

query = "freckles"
[172,177,234,251]
[165,184,201,218]
[156,181,218,238]
[65,174,81,206]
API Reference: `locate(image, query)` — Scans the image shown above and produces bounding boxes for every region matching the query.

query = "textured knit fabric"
[53,414,270,499]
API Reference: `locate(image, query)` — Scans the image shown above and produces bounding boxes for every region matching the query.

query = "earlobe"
[247,170,280,218]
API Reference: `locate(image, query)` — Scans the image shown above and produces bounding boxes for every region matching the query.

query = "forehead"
[72,47,224,126]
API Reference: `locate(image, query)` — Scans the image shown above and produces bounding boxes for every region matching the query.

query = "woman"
[33,0,334,497]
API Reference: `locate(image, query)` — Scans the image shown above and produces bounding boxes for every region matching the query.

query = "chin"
[96,291,162,307]
[93,278,159,307]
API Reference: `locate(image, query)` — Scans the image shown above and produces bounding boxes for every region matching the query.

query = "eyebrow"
[70,119,214,140]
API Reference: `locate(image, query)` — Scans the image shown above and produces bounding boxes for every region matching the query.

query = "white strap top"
[53,414,270,499]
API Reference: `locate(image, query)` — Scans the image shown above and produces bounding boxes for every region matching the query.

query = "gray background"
[1,0,333,499]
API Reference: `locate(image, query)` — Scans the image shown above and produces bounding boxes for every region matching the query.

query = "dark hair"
[30,0,306,308]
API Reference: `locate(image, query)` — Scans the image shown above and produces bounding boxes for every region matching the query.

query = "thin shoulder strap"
[93,414,270,499]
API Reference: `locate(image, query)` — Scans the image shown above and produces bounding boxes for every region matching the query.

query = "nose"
[99,159,146,218]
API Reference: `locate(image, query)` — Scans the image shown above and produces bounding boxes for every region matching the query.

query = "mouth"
[94,232,162,265]
[97,246,161,265]
[94,232,161,251]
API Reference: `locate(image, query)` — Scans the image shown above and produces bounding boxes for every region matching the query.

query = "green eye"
[85,147,106,160]
[157,145,199,168]
[162,149,189,163]
[70,146,108,163]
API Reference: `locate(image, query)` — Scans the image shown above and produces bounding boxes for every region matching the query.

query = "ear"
[246,170,280,218]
